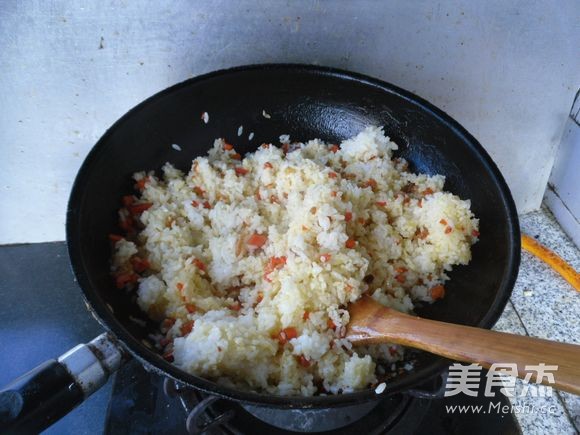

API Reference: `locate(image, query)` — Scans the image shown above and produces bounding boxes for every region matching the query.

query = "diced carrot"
[264,256,287,280]
[224,142,234,151]
[310,207,317,214]
[235,167,248,176]
[297,355,311,368]
[232,153,242,160]
[122,195,135,207]
[282,143,289,154]
[403,196,411,205]
[327,318,336,330]
[430,285,445,300]
[256,292,264,304]
[161,318,176,330]
[302,311,310,321]
[358,217,366,225]
[193,258,206,272]
[396,267,408,274]
[185,303,196,314]
[439,219,447,225]
[135,177,149,191]
[230,301,241,311]
[320,253,332,263]
[115,273,138,289]
[131,256,150,273]
[193,186,205,196]
[270,195,279,204]
[163,351,174,362]
[278,327,298,345]
[129,203,153,215]
[445,226,453,234]
[176,283,184,291]
[472,229,480,237]
[203,201,211,209]
[330,144,340,153]
[284,327,298,340]
[364,179,378,189]
[418,199,423,208]
[345,238,356,249]
[159,337,172,347]
[261,143,270,149]
[264,162,273,169]
[328,172,337,179]
[422,187,434,195]
[331,191,337,197]
[108,234,123,242]
[345,211,353,222]
[180,320,194,335]
[376,201,387,207]
[247,233,268,248]
[395,274,406,283]
[191,200,199,207]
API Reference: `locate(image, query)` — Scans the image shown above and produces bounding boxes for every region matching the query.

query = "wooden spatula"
[347,296,580,395]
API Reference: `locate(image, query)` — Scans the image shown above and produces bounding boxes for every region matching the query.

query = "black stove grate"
[105,359,521,435]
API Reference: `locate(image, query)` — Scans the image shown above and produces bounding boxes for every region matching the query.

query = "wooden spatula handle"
[347,296,580,395]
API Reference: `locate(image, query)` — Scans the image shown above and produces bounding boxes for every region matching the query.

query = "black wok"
[0,64,520,433]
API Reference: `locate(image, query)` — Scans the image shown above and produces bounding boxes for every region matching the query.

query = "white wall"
[0,0,578,244]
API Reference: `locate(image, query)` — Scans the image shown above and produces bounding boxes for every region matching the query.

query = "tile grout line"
[508,297,578,432]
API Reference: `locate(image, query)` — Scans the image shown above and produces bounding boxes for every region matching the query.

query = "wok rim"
[66,63,520,408]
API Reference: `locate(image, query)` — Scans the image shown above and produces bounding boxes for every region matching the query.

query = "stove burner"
[105,360,521,435]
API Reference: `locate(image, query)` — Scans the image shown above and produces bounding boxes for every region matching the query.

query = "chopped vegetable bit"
[302,311,310,321]
[115,273,139,288]
[180,320,194,335]
[445,226,453,234]
[129,203,153,215]
[376,201,387,206]
[439,219,447,225]
[235,167,249,176]
[430,285,445,300]
[345,211,353,222]
[108,234,123,242]
[122,195,135,207]
[330,144,340,153]
[161,318,176,330]
[185,303,196,313]
[327,318,336,330]
[247,233,268,248]
[320,253,332,263]
[202,201,211,209]
[224,142,234,151]
[131,256,150,273]
[328,172,337,179]
[176,283,184,291]
[395,274,406,284]
[232,153,242,160]
[193,258,206,272]
[472,229,480,237]
[193,186,205,196]
[264,162,273,169]
[135,177,149,191]
[297,355,311,367]
[230,301,242,311]
[422,187,434,195]
[345,238,356,249]
[278,327,298,344]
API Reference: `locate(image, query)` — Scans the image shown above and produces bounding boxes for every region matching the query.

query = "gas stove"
[105,360,521,434]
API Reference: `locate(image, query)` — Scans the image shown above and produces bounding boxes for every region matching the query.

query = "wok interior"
[68,66,518,406]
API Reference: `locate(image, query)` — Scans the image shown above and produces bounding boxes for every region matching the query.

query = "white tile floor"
[493,206,580,434]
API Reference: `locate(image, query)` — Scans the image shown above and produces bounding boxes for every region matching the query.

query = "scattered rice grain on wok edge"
[111,126,479,396]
